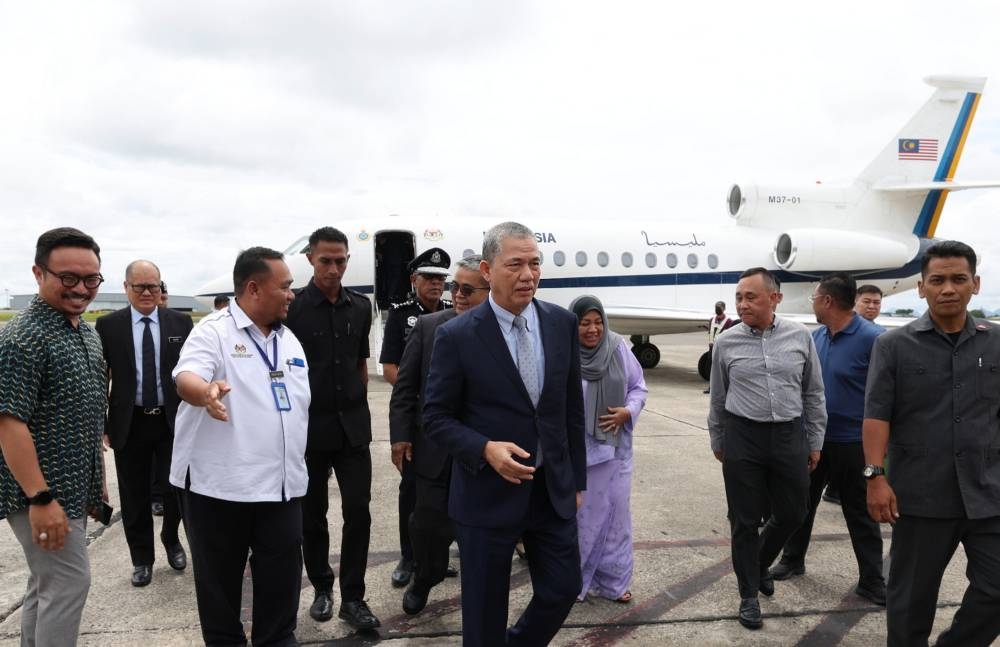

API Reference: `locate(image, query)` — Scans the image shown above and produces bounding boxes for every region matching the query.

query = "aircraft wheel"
[698,351,712,381]
[633,343,661,369]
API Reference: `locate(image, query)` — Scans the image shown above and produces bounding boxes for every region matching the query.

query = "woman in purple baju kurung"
[570,295,648,603]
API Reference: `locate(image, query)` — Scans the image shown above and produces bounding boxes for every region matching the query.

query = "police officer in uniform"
[380,247,452,588]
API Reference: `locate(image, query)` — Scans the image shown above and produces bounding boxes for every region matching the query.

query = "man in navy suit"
[424,221,587,646]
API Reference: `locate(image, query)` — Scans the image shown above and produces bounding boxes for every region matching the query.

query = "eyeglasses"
[449,281,490,297]
[40,264,105,289]
[128,283,162,295]
[808,292,829,303]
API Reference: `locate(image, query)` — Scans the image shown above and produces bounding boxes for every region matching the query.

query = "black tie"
[141,317,157,407]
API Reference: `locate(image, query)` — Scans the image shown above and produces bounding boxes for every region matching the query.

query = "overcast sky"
[2,1,999,312]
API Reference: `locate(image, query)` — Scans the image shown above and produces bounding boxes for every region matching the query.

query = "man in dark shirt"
[0,227,108,647]
[285,226,380,631]
[379,246,452,588]
[769,273,885,605]
[865,240,1000,646]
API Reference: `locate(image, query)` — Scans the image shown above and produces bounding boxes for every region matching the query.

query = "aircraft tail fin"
[857,75,986,237]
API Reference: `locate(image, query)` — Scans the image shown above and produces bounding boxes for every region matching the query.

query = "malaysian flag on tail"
[898,138,938,161]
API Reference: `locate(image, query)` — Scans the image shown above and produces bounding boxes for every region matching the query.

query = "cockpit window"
[282,236,311,255]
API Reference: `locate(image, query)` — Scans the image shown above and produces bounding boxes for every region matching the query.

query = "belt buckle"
[142,407,162,416]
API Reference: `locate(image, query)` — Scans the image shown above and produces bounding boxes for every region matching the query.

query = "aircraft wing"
[771,312,915,329]
[873,180,1000,193]
[603,305,714,336]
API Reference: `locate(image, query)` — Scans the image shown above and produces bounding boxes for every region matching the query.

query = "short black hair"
[856,284,882,297]
[213,294,230,307]
[35,227,101,267]
[921,240,977,276]
[308,227,349,251]
[738,267,780,293]
[233,247,284,296]
[817,272,856,310]
[159,281,168,295]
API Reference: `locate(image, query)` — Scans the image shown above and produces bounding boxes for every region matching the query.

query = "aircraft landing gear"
[629,335,661,369]
[698,350,712,381]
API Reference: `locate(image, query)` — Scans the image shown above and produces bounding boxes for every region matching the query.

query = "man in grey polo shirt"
[708,266,826,630]
[865,240,1000,646]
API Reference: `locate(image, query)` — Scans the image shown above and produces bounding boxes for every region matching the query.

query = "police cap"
[408,247,451,276]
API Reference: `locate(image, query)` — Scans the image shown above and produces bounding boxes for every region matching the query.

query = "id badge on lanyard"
[248,332,292,412]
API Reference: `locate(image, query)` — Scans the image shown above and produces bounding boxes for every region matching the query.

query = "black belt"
[135,406,164,416]
[728,413,799,429]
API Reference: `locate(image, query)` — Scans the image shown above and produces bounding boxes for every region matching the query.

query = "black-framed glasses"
[39,264,104,289]
[128,283,162,295]
[449,281,489,297]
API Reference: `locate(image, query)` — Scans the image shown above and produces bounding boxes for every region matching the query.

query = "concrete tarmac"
[0,332,986,645]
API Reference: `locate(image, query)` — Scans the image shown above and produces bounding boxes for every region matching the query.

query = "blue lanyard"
[245,330,279,373]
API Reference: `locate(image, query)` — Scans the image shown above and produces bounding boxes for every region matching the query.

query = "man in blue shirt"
[769,273,886,605]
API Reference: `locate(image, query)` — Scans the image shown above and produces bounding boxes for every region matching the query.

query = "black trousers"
[721,413,810,599]
[302,443,372,601]
[777,441,884,585]
[398,458,416,562]
[183,490,302,647]
[453,468,581,647]
[887,515,1000,647]
[114,409,183,566]
[410,463,454,591]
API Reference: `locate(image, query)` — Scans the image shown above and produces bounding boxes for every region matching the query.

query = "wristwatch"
[862,465,886,480]
[27,489,54,505]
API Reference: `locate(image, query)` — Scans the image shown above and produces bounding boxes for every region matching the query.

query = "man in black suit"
[424,222,587,646]
[389,254,490,615]
[96,260,192,587]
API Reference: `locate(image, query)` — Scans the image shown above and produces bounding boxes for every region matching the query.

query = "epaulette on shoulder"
[345,287,371,302]
[441,298,453,307]
[390,299,415,309]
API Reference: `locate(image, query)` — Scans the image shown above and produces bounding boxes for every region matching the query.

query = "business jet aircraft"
[196,75,1000,372]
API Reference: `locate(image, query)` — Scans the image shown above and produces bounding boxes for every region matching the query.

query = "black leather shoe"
[151,501,165,516]
[821,486,841,505]
[770,560,805,581]
[165,543,187,571]
[758,574,774,597]
[391,559,414,588]
[131,565,152,587]
[309,591,333,622]
[445,564,458,578]
[339,599,381,630]
[855,581,887,606]
[402,583,430,615]
[738,597,762,629]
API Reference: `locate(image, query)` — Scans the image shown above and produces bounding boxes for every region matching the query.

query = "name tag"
[271,382,292,411]
[168,336,182,343]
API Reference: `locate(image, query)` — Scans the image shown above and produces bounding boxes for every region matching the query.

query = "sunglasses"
[449,281,489,297]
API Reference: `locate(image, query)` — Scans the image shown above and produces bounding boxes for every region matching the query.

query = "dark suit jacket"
[389,308,459,479]
[96,306,193,450]
[423,299,586,528]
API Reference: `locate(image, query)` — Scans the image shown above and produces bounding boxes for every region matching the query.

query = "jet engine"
[772,229,914,271]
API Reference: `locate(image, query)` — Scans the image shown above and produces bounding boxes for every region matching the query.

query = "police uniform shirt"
[866,312,1000,520]
[170,300,310,503]
[285,279,373,451]
[378,297,452,366]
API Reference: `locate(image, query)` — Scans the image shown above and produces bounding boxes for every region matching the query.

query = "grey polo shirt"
[865,312,1000,519]
[707,315,827,453]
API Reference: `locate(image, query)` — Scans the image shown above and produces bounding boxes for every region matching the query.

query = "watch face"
[863,466,874,478]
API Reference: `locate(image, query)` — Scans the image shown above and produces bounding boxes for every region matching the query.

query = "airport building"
[9,293,206,313]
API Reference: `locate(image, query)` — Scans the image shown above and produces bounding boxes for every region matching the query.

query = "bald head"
[124,259,163,315]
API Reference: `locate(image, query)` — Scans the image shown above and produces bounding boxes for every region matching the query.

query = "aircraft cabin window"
[687,253,698,269]
[708,253,719,269]
[621,252,633,268]
[645,253,657,268]
[576,251,588,267]
[597,251,609,267]
[666,253,678,269]
[553,250,566,267]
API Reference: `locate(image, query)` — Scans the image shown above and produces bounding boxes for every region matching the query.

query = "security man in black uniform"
[865,240,1000,646]
[285,226,381,631]
[379,247,452,588]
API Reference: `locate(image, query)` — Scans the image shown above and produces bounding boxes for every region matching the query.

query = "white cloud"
[2,0,1000,310]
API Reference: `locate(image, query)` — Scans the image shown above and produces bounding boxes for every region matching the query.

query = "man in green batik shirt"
[0,227,109,647]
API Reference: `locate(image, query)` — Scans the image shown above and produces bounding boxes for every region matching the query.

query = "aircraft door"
[374,231,415,310]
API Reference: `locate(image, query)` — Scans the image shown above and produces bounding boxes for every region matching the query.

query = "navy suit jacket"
[423,298,586,528]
